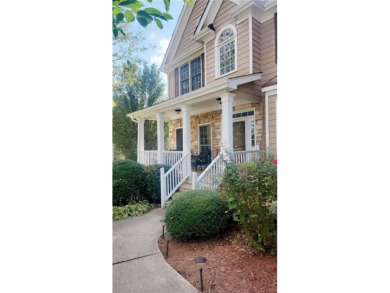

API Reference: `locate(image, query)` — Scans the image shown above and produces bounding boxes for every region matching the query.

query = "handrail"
[197,154,222,182]
[160,153,190,208]
[162,151,183,166]
[195,154,225,190]
[194,150,262,190]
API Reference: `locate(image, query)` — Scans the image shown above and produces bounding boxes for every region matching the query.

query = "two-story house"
[128,0,277,207]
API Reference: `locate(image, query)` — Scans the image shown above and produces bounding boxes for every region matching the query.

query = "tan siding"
[174,0,208,59]
[260,17,277,86]
[268,94,277,155]
[169,71,175,99]
[205,40,215,84]
[253,18,262,72]
[204,1,251,83]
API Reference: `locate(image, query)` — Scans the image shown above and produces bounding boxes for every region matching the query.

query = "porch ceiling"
[128,73,261,122]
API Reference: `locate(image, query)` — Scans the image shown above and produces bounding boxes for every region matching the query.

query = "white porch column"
[265,92,270,155]
[181,105,192,175]
[220,93,235,155]
[137,118,145,164]
[156,112,165,164]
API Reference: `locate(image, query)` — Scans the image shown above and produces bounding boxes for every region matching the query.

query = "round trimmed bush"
[165,190,229,240]
[113,160,147,206]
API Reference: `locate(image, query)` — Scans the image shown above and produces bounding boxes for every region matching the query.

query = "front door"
[233,121,246,151]
[176,128,183,151]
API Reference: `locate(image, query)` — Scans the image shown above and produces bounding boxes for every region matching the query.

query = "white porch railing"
[139,150,183,166]
[233,150,261,164]
[140,150,158,165]
[193,154,224,190]
[162,151,183,166]
[160,153,191,208]
[193,150,262,190]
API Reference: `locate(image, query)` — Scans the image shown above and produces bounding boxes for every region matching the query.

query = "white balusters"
[160,153,191,208]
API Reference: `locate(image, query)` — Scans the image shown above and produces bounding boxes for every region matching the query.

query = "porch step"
[178,183,192,192]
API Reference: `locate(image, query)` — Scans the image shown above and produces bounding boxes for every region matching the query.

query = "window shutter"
[174,67,179,97]
[274,13,277,63]
[201,53,205,87]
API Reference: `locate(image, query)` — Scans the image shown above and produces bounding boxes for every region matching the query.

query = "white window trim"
[215,25,238,79]
[198,123,212,155]
[179,56,203,96]
[175,127,183,150]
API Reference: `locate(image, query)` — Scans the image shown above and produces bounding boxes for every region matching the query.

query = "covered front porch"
[128,73,263,207]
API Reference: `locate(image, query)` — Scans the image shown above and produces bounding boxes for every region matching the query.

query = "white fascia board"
[195,0,213,35]
[127,79,232,120]
[228,73,261,89]
[262,84,277,93]
[195,0,223,33]
[160,2,196,71]
[231,0,277,23]
[128,73,262,120]
[192,27,215,43]
[253,5,277,23]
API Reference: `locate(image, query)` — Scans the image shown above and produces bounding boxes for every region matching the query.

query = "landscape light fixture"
[164,232,173,258]
[160,219,166,239]
[216,97,221,104]
[194,256,207,292]
[175,108,181,114]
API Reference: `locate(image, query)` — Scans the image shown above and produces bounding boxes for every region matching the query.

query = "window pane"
[199,125,211,149]
[180,64,189,95]
[251,121,255,148]
[219,28,234,43]
[190,57,201,91]
[191,58,201,75]
[220,41,235,75]
[180,64,188,80]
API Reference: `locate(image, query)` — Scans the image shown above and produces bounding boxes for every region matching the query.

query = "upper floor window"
[215,25,237,77]
[179,56,202,95]
[191,58,201,91]
[180,63,189,95]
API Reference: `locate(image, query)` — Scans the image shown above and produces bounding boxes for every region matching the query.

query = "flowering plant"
[221,156,277,254]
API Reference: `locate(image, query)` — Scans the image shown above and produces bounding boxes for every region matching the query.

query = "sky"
[114,0,185,95]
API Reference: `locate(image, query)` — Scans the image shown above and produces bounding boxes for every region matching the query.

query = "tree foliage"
[113,63,165,159]
[112,0,194,37]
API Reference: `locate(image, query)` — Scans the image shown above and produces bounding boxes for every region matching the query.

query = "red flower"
[258,158,262,161]
[273,159,277,164]
[243,174,247,178]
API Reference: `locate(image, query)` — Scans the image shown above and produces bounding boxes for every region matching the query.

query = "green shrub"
[221,158,277,254]
[113,200,151,221]
[237,162,257,173]
[165,190,229,240]
[144,164,171,204]
[113,160,147,206]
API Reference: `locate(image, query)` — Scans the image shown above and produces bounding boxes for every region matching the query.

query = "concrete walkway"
[113,208,198,293]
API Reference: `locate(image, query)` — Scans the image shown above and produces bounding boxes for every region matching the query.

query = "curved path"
[113,208,198,293]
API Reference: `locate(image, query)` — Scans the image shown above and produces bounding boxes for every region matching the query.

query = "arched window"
[215,25,237,77]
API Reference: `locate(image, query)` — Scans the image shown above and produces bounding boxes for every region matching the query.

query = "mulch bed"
[157,226,277,293]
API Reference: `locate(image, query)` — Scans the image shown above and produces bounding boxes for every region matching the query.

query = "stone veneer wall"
[168,103,263,158]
